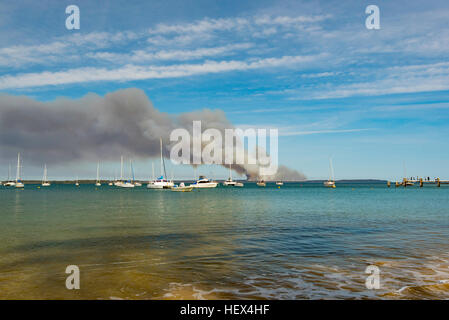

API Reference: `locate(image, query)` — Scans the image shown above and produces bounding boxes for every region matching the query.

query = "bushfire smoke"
[0,88,306,181]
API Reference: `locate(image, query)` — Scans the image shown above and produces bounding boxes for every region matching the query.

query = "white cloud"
[87,43,253,63]
[0,54,323,89]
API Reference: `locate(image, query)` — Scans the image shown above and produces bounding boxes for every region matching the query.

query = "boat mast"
[96,162,100,183]
[329,157,334,182]
[229,164,232,181]
[152,162,155,181]
[120,156,124,181]
[8,164,11,181]
[160,137,167,180]
[43,164,47,183]
[130,160,135,182]
[16,153,21,182]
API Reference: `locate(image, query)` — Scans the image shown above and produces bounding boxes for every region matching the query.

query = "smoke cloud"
[0,88,306,180]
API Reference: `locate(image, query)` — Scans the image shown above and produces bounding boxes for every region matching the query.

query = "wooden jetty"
[387,177,449,188]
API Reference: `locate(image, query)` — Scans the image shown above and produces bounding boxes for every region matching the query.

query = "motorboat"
[171,182,193,192]
[191,176,218,188]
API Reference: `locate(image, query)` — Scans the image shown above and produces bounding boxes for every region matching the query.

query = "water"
[0,182,448,299]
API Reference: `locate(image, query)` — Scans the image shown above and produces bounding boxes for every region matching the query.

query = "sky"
[1,0,449,181]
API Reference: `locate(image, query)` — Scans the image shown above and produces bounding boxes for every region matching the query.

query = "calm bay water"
[0,182,448,299]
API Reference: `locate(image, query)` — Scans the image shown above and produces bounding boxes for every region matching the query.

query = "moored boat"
[324,157,336,188]
[171,182,193,192]
[191,176,218,188]
[256,180,266,187]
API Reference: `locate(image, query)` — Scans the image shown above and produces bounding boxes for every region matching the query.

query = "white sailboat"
[130,160,142,186]
[4,164,16,187]
[75,176,80,187]
[42,164,51,187]
[95,162,101,186]
[147,162,156,188]
[324,157,336,188]
[115,156,134,188]
[147,138,174,189]
[15,153,24,188]
[114,156,124,186]
[116,156,135,188]
[223,164,237,186]
[222,164,243,187]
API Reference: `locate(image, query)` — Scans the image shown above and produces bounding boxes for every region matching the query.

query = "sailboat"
[15,153,24,188]
[223,164,237,186]
[95,162,101,187]
[114,156,124,186]
[147,138,174,189]
[130,160,142,186]
[222,164,243,187]
[4,164,16,187]
[147,162,156,188]
[75,176,80,187]
[115,156,134,188]
[116,156,135,188]
[324,157,336,188]
[42,164,51,187]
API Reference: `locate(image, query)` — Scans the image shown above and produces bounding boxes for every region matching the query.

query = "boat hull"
[171,186,194,192]
[324,181,336,188]
[191,182,218,188]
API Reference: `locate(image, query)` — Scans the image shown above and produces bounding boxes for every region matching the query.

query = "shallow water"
[0,182,448,299]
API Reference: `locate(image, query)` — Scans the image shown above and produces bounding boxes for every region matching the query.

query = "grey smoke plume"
[0,88,306,180]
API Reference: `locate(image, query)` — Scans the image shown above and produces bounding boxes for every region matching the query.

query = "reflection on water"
[0,183,448,299]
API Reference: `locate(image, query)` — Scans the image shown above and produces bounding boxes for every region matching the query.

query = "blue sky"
[1,0,449,180]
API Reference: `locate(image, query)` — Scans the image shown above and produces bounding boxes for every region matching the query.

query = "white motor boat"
[256,180,266,187]
[147,177,174,189]
[276,181,284,186]
[191,176,218,188]
[171,182,193,192]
